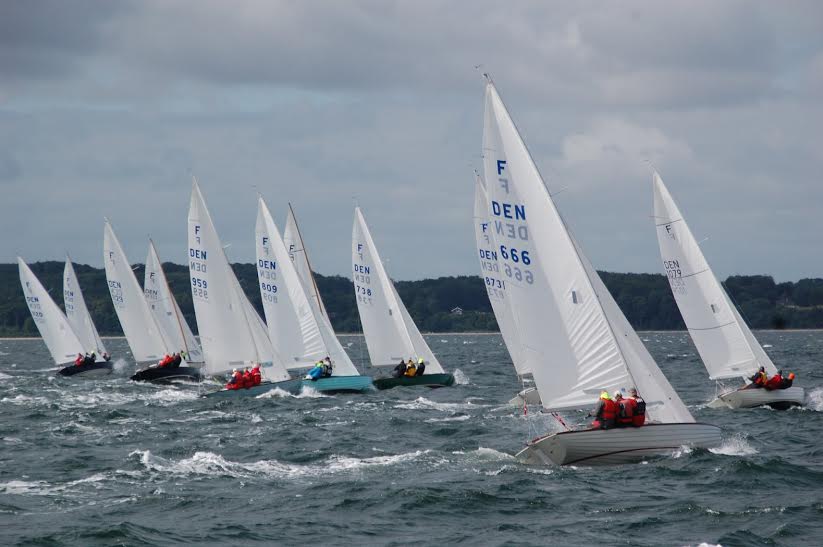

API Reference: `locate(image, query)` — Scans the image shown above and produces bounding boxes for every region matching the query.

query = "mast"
[287,203,328,319]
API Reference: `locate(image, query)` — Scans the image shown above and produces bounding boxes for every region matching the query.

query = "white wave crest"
[452,369,470,385]
[112,358,130,373]
[709,435,758,457]
[424,415,471,423]
[805,387,823,411]
[0,480,53,495]
[0,372,12,380]
[130,449,429,479]
[393,396,480,412]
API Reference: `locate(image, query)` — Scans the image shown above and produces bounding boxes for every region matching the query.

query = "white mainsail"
[187,179,290,381]
[103,219,170,362]
[63,257,107,355]
[652,172,777,380]
[473,174,528,376]
[256,197,327,369]
[18,257,85,365]
[144,240,204,363]
[283,205,331,324]
[352,207,444,373]
[482,78,692,422]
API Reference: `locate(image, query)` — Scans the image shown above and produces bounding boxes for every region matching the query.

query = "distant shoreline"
[3,329,823,341]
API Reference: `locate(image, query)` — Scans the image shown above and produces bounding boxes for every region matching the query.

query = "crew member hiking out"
[614,391,634,428]
[765,370,785,391]
[748,366,768,388]
[628,388,646,427]
[415,358,425,376]
[226,369,242,390]
[590,391,618,430]
[392,359,407,378]
[306,361,325,381]
[75,353,84,366]
[251,364,262,386]
[404,359,417,377]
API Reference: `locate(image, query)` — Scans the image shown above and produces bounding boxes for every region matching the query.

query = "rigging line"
[687,320,736,331]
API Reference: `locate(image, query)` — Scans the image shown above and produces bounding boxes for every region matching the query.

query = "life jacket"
[764,374,783,390]
[75,355,84,366]
[251,367,262,386]
[601,399,618,421]
[226,372,242,390]
[404,364,417,377]
[617,398,635,425]
[241,371,253,388]
[752,371,767,386]
[631,396,646,426]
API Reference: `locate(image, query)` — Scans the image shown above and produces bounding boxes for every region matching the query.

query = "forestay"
[187,180,290,382]
[256,197,326,369]
[352,207,444,373]
[144,240,203,363]
[653,173,776,380]
[103,220,170,362]
[64,257,107,355]
[18,257,85,365]
[473,174,528,376]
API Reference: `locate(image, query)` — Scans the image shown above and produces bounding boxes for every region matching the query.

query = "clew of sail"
[352,207,444,373]
[473,174,528,376]
[652,173,775,380]
[64,257,107,355]
[103,220,170,362]
[187,179,290,382]
[144,240,203,363]
[18,257,85,365]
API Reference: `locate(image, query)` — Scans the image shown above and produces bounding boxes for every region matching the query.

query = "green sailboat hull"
[373,373,455,390]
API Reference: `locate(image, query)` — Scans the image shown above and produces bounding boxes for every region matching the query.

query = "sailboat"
[130,239,205,382]
[188,179,300,398]
[652,172,804,409]
[473,173,538,405]
[104,219,195,382]
[351,207,454,389]
[481,76,720,465]
[255,197,373,393]
[18,257,112,376]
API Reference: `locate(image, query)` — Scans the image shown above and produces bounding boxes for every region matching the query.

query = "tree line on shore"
[2,261,823,337]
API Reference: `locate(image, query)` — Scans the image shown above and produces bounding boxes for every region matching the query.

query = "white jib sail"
[18,257,85,365]
[352,207,444,373]
[283,205,331,324]
[653,172,776,380]
[103,219,170,362]
[256,197,326,369]
[483,78,692,422]
[144,240,204,363]
[187,179,290,382]
[63,257,107,355]
[473,174,528,376]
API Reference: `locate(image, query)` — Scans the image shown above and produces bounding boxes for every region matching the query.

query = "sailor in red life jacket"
[74,353,84,366]
[628,388,646,427]
[614,391,634,428]
[158,354,173,368]
[226,368,242,390]
[591,391,618,430]
[748,366,767,388]
[241,368,254,389]
[251,364,262,386]
[764,370,785,391]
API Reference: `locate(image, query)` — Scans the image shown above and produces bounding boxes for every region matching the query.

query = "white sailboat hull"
[710,386,805,410]
[508,387,542,407]
[515,423,722,466]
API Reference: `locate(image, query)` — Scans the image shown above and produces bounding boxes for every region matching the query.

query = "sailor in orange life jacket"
[748,366,768,388]
[628,388,646,427]
[614,391,634,427]
[251,364,262,386]
[764,370,785,390]
[226,368,243,390]
[591,391,618,430]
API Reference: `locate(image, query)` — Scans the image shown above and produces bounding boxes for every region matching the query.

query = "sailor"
[780,372,796,389]
[226,368,242,390]
[628,388,646,427]
[748,366,768,388]
[102,352,111,362]
[171,352,183,368]
[180,350,189,361]
[83,352,95,366]
[415,357,426,376]
[241,367,254,388]
[251,364,262,386]
[75,353,85,366]
[765,370,785,391]
[591,391,618,430]
[158,354,172,368]
[615,391,634,428]
[404,359,417,377]
[322,356,333,378]
[392,359,407,378]
[306,361,325,381]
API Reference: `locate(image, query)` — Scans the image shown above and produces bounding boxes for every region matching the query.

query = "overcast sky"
[2,1,821,281]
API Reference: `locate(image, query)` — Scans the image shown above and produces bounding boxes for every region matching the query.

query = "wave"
[0,372,12,380]
[805,387,823,411]
[709,435,758,456]
[129,448,430,480]
[255,386,329,399]
[424,415,471,423]
[452,369,470,385]
[393,396,482,412]
[0,480,53,495]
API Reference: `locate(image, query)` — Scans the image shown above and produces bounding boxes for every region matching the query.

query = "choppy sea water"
[1,332,822,546]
